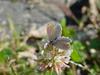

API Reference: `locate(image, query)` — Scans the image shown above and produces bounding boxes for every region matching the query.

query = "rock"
[35,4,64,21]
[0,1,29,29]
[0,0,64,39]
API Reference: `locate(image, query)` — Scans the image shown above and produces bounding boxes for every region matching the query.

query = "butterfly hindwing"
[53,37,71,50]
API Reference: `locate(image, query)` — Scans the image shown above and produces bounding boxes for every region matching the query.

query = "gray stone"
[0,0,64,40]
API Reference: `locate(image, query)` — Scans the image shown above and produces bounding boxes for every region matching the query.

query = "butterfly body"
[49,37,60,45]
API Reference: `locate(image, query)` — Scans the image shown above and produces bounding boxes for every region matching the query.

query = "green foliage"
[71,41,86,62]
[88,38,100,49]
[60,18,76,38]
[0,48,13,63]
[65,69,73,75]
[44,70,57,75]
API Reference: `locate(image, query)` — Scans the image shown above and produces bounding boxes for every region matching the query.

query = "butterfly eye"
[47,22,62,41]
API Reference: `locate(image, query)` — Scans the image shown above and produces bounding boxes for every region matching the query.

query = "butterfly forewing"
[47,23,62,41]
[53,37,71,50]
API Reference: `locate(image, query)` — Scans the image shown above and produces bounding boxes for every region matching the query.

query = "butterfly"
[44,22,72,50]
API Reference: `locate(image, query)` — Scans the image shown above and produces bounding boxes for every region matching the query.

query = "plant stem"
[72,64,77,75]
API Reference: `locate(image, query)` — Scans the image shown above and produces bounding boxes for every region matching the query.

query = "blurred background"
[0,0,100,75]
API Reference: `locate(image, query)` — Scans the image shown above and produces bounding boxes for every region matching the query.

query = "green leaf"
[45,70,56,75]
[89,69,97,75]
[60,18,76,37]
[89,38,100,50]
[66,69,73,75]
[60,18,66,27]
[0,48,13,63]
[71,41,85,62]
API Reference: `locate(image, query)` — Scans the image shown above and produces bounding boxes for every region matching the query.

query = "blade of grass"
[7,16,20,48]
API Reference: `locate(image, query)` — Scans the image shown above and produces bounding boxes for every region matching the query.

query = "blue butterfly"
[44,22,71,50]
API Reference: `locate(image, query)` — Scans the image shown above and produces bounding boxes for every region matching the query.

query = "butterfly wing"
[53,37,71,50]
[47,22,62,41]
